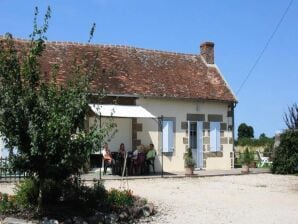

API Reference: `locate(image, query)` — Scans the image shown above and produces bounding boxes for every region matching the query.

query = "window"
[189,122,197,149]
[162,120,174,152]
[210,122,220,152]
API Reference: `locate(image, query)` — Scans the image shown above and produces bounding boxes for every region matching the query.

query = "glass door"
[188,121,203,169]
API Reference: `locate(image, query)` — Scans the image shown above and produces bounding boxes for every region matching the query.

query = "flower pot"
[185,167,194,175]
[241,164,249,174]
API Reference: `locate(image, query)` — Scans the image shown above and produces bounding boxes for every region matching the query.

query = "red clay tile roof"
[1,36,237,102]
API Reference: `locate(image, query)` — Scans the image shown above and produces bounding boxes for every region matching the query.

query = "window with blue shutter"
[210,122,220,152]
[162,120,174,152]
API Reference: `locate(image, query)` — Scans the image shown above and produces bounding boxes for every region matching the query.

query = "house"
[1,36,237,171]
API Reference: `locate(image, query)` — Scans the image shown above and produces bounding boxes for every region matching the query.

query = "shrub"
[236,137,274,147]
[183,148,196,168]
[0,192,17,213]
[13,177,108,216]
[58,179,108,216]
[107,188,134,208]
[241,148,254,165]
[272,130,298,174]
[14,178,39,209]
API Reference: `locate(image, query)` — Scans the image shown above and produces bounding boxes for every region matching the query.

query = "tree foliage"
[284,103,298,130]
[237,123,254,139]
[0,7,114,209]
[272,130,298,174]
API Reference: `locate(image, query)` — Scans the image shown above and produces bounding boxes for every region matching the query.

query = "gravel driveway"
[104,174,298,224]
[1,174,298,224]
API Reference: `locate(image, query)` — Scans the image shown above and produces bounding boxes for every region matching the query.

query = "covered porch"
[87,103,168,177]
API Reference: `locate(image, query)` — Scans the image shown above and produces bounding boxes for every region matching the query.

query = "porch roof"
[89,104,156,118]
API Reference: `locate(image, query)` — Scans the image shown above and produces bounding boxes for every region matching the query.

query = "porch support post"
[160,115,164,178]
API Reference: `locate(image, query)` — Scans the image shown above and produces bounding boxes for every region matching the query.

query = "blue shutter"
[216,123,220,151]
[168,121,174,152]
[210,122,220,152]
[162,120,174,152]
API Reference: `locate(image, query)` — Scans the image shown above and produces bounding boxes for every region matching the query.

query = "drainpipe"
[160,115,164,178]
[232,102,237,167]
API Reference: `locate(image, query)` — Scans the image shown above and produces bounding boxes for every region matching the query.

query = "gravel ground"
[103,174,298,224]
[1,174,298,224]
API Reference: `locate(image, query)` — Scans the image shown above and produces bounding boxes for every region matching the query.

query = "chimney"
[200,41,215,64]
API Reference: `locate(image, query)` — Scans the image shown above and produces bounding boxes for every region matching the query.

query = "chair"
[146,156,155,174]
[90,154,103,168]
[103,159,112,174]
[256,150,271,167]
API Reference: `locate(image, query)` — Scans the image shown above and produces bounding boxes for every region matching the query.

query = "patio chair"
[146,155,156,174]
[104,157,115,175]
[256,150,271,167]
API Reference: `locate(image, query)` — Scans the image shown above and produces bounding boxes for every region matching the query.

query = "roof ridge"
[0,34,198,57]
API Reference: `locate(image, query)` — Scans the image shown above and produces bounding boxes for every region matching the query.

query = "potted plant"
[241,147,254,173]
[184,148,196,175]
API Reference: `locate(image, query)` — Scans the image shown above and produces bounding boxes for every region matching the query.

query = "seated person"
[132,144,145,160]
[146,143,156,173]
[118,143,126,158]
[102,143,114,173]
[117,143,126,175]
[146,143,156,160]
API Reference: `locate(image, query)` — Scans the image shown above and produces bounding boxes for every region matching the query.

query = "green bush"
[236,137,274,147]
[0,192,16,213]
[13,177,108,216]
[107,188,134,208]
[241,148,254,165]
[14,178,39,209]
[272,130,298,174]
[183,148,196,168]
[59,179,107,215]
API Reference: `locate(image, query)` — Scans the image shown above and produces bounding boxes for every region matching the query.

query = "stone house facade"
[2,36,237,171]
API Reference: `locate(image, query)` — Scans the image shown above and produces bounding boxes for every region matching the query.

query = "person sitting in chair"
[146,143,156,173]
[119,143,126,158]
[102,143,114,174]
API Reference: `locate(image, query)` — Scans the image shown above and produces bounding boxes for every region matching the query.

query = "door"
[188,121,203,169]
[196,121,203,169]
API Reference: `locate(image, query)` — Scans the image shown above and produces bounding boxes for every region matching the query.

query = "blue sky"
[0,0,297,138]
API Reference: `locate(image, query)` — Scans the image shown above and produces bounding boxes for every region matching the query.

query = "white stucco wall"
[88,117,132,152]
[136,97,234,172]
[87,97,234,172]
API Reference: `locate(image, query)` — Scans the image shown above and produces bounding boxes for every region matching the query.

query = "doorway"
[188,121,203,169]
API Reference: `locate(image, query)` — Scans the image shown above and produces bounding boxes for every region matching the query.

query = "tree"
[259,133,266,139]
[272,103,298,174]
[284,103,298,130]
[272,130,298,174]
[237,123,254,139]
[0,7,114,210]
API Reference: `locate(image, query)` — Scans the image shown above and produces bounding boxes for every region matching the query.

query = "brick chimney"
[200,41,214,64]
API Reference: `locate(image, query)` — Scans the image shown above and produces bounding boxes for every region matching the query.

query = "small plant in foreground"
[107,188,134,208]
[0,192,17,213]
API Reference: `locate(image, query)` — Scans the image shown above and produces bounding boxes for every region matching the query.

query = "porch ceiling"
[89,104,156,118]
